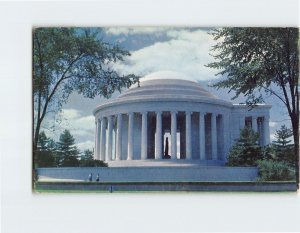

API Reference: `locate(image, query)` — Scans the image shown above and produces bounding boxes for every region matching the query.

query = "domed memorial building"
[93,71,271,167]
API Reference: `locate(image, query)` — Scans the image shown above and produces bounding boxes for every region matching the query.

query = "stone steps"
[107,159,225,167]
[37,166,258,182]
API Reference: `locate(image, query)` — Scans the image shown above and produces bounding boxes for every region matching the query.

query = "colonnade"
[95,112,270,162]
[95,111,225,161]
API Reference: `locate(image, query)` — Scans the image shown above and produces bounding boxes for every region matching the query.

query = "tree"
[273,125,293,147]
[272,125,294,164]
[79,149,107,167]
[36,131,57,167]
[37,131,48,150]
[56,129,80,167]
[227,127,262,166]
[81,149,94,161]
[207,28,299,183]
[33,28,139,160]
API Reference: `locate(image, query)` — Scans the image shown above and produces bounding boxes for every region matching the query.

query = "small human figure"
[96,173,100,182]
[88,173,93,182]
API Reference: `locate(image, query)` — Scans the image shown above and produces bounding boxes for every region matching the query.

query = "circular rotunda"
[93,71,271,166]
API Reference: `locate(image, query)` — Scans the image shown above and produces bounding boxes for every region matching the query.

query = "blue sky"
[41,27,291,152]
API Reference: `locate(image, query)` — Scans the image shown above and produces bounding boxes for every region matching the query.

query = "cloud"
[105,27,170,36]
[114,29,218,81]
[62,109,80,119]
[41,108,94,142]
[60,110,94,137]
[76,140,94,152]
[270,133,276,141]
[269,121,278,128]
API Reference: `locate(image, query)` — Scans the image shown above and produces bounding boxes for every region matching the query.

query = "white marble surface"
[93,72,271,163]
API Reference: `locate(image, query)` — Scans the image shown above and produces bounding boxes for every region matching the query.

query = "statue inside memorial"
[164,137,171,159]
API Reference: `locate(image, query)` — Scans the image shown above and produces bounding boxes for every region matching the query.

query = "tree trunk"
[291,114,299,188]
[33,118,42,168]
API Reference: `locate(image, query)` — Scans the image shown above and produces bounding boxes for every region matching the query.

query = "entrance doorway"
[163,131,180,159]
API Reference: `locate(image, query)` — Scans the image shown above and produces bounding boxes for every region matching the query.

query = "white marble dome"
[118,71,219,101]
[93,71,271,165]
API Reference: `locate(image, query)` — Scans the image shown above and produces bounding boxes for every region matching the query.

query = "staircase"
[107,159,225,167]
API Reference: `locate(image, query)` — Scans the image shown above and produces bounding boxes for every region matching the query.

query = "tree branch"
[285,29,296,115]
[36,53,83,139]
[276,70,293,117]
[259,85,287,106]
[35,35,44,123]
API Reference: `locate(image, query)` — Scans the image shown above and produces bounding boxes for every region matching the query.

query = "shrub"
[36,151,56,168]
[257,160,296,181]
[61,155,80,167]
[226,127,262,166]
[79,159,108,167]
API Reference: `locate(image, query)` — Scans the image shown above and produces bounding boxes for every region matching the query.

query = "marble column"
[127,112,134,160]
[171,111,177,160]
[240,115,246,129]
[223,113,230,162]
[155,111,162,159]
[199,112,206,160]
[252,116,258,132]
[94,121,97,159]
[95,119,101,160]
[218,114,225,160]
[185,111,192,159]
[263,116,270,145]
[141,112,148,160]
[107,115,113,161]
[116,113,122,160]
[100,117,106,161]
[211,113,218,160]
[258,118,263,146]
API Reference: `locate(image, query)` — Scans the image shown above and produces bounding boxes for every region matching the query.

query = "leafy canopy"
[206,27,299,183]
[33,28,139,153]
[33,28,139,101]
[207,28,298,109]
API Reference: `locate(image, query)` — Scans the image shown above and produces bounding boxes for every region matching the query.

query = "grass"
[33,180,298,193]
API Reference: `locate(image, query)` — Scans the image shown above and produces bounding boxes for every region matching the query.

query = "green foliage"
[207,27,299,182]
[56,129,80,167]
[33,27,139,99]
[79,159,108,167]
[227,127,262,166]
[260,145,276,161]
[226,125,297,181]
[207,28,298,108]
[36,131,57,168]
[81,149,94,161]
[272,125,294,165]
[36,151,57,168]
[257,160,295,181]
[35,131,109,168]
[273,125,293,147]
[78,149,107,167]
[61,155,80,167]
[33,27,139,155]
[37,131,48,150]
